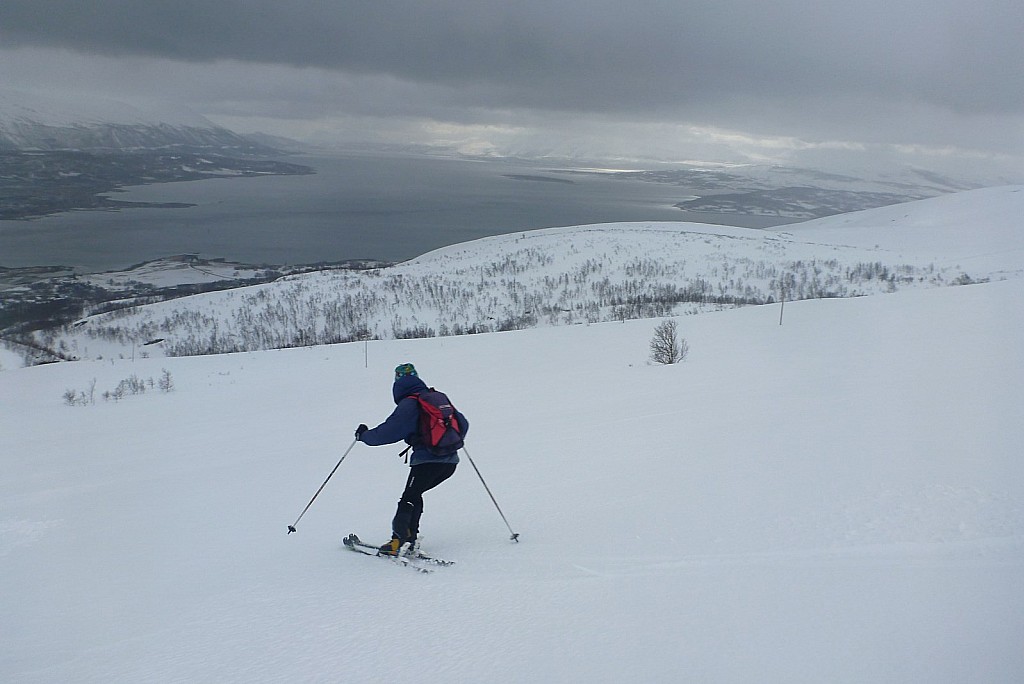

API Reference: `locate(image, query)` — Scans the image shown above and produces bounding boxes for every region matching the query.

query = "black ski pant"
[392,462,457,542]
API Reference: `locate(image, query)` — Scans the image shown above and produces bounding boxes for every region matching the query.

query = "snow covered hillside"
[32,186,1024,362]
[2,273,1022,682]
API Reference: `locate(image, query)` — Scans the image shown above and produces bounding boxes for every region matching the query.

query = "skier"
[355,363,468,556]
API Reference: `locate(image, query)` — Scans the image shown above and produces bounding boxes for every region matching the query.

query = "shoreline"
[0,149,314,221]
[0,254,393,339]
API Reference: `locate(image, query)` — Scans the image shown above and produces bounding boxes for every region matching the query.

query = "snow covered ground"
[3,281,1022,682]
[74,257,275,291]
[2,186,1023,682]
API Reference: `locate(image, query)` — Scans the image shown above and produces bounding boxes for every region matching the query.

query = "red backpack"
[412,388,464,455]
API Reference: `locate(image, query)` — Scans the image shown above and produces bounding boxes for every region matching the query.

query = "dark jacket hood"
[393,375,428,404]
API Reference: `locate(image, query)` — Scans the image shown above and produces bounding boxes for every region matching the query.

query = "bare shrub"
[649,320,689,365]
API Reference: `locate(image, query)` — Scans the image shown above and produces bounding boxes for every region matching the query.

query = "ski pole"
[462,445,520,542]
[287,438,358,534]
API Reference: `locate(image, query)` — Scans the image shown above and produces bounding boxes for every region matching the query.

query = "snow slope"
[44,186,1024,361]
[788,185,1024,276]
[2,275,1022,682]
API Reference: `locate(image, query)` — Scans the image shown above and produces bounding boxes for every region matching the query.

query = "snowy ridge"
[46,186,1024,360]
[0,89,256,151]
[790,185,1024,265]
[0,90,215,128]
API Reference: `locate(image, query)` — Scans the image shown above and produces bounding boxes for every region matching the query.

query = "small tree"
[649,320,689,365]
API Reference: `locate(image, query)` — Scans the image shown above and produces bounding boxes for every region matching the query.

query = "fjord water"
[0,153,786,273]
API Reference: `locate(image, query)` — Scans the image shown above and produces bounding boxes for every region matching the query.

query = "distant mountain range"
[0,90,272,154]
[0,90,1012,230]
[0,91,313,220]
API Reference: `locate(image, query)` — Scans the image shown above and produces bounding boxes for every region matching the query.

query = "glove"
[355,424,368,440]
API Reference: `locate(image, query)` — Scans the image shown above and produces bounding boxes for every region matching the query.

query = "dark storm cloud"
[2,0,1021,118]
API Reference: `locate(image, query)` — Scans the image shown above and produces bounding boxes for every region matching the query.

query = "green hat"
[394,363,418,379]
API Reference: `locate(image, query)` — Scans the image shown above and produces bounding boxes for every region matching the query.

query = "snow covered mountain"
[0,90,265,153]
[26,185,1021,363]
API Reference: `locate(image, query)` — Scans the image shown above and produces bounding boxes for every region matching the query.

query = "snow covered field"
[2,188,1023,682]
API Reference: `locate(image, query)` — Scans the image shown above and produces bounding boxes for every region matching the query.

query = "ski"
[343,534,432,573]
[342,534,456,572]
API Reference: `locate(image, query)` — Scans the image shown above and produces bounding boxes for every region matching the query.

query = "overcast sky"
[2,0,1021,178]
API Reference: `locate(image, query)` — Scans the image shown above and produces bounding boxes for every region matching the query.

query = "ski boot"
[378,537,403,556]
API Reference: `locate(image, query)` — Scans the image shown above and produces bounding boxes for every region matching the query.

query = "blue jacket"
[359,375,468,466]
